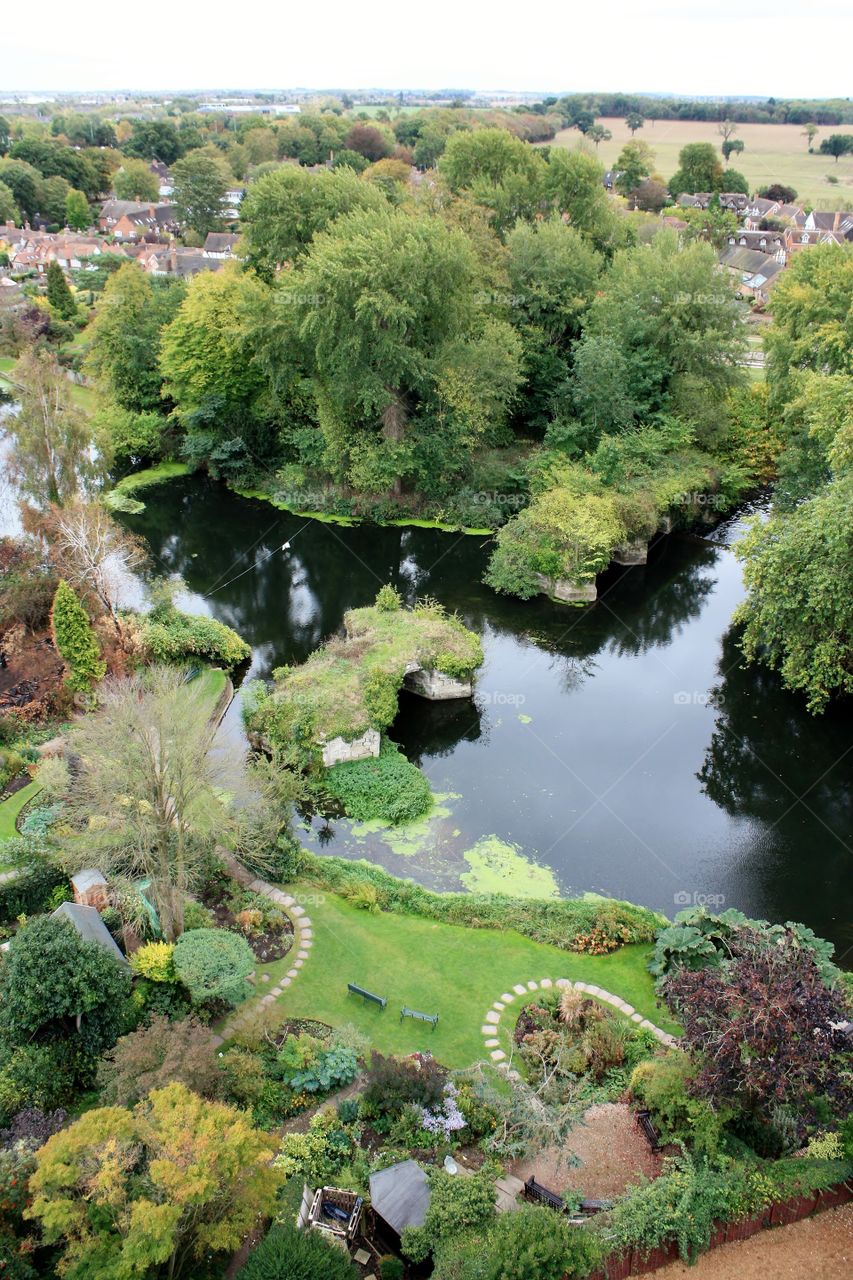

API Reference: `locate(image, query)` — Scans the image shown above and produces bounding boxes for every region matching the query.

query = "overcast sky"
[6,0,852,97]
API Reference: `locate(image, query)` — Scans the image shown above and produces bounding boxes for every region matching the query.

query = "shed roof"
[52,902,128,965]
[71,868,107,894]
[369,1160,430,1234]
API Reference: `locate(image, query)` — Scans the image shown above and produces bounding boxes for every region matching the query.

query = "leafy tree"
[615,140,655,195]
[0,178,20,223]
[0,915,131,1095]
[291,206,522,494]
[575,231,744,425]
[6,347,96,508]
[343,122,392,161]
[98,1015,224,1105]
[50,578,106,689]
[758,182,797,203]
[586,124,612,149]
[802,122,819,150]
[172,928,255,1008]
[124,119,183,165]
[661,930,853,1125]
[543,148,621,251]
[86,261,186,412]
[734,476,853,712]
[720,166,749,194]
[668,142,724,196]
[433,1204,601,1280]
[64,187,90,231]
[237,1222,358,1280]
[171,149,230,236]
[402,1169,497,1264]
[239,164,388,278]
[45,260,76,319]
[159,265,273,468]
[764,244,853,406]
[0,159,40,220]
[721,138,745,162]
[439,127,544,192]
[819,134,853,162]
[68,668,235,941]
[626,111,645,135]
[717,118,738,152]
[27,1082,282,1280]
[112,157,159,202]
[37,173,71,225]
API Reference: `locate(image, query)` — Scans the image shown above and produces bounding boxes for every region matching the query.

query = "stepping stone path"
[477,977,676,1076]
[215,878,315,1044]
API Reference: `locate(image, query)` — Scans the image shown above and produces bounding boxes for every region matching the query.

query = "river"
[114,476,851,964]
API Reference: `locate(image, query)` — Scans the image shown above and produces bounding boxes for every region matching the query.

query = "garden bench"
[579,1198,613,1216]
[182,666,201,683]
[636,1108,661,1151]
[347,982,387,1009]
[400,1006,439,1030]
[523,1176,566,1213]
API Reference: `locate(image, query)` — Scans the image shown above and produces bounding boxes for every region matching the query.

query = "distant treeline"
[538,93,853,126]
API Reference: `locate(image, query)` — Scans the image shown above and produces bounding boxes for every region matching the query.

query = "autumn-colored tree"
[27,1082,283,1280]
[112,157,159,202]
[98,1015,224,1105]
[343,121,392,162]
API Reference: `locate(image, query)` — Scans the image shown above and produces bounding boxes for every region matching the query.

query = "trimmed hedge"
[0,864,67,923]
[297,854,665,951]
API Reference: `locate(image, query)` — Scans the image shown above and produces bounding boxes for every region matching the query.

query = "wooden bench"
[400,1006,439,1030]
[347,983,387,1009]
[523,1176,566,1213]
[579,1198,613,1216]
[636,1108,661,1151]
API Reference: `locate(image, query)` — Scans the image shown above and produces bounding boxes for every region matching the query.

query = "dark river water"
[123,477,853,962]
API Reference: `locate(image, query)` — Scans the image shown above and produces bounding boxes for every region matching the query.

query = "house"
[71,869,109,911]
[678,192,714,210]
[726,230,786,261]
[0,276,25,311]
[602,169,621,191]
[203,231,240,258]
[744,196,779,228]
[10,234,122,275]
[149,158,173,197]
[719,244,786,303]
[51,901,128,965]
[99,200,179,238]
[719,192,749,213]
[784,210,853,252]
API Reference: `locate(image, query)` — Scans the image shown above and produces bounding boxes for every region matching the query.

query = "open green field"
[240,883,677,1070]
[547,118,853,208]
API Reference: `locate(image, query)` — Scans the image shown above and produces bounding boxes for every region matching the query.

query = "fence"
[585,1179,853,1280]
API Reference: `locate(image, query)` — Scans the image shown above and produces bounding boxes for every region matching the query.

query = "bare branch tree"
[42,501,148,641]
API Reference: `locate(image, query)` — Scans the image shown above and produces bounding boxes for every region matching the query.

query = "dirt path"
[509,1102,661,1199]
[655,1203,853,1280]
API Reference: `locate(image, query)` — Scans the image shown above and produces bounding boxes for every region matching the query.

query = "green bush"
[402,1168,497,1264]
[50,580,106,691]
[630,1052,728,1156]
[378,1258,404,1280]
[136,601,250,668]
[434,1203,601,1279]
[324,739,432,824]
[0,863,67,922]
[237,1221,358,1280]
[283,1045,359,1095]
[172,927,255,1008]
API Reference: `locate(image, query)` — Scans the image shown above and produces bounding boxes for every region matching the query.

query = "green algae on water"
[460,836,559,898]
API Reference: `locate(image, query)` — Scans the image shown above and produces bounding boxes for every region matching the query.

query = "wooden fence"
[585,1179,853,1280]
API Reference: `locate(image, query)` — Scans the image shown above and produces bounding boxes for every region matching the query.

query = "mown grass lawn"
[253,882,677,1070]
[0,781,42,871]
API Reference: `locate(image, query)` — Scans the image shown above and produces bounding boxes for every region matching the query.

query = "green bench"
[400,1006,439,1030]
[347,983,387,1009]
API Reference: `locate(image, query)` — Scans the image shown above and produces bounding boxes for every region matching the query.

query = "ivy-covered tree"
[27,1083,282,1280]
[50,578,106,690]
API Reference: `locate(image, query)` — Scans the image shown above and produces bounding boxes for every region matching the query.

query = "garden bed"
[200,879,294,964]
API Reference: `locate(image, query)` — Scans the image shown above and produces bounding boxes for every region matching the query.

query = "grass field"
[547,118,853,208]
[237,883,677,1070]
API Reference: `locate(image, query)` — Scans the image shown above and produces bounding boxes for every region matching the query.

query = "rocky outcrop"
[320,728,381,767]
[613,539,649,566]
[403,664,473,700]
[534,573,597,604]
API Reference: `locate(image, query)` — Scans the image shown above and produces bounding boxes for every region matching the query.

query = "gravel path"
[510,1102,661,1199]
[655,1202,853,1280]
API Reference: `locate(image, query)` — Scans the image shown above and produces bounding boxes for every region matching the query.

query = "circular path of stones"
[215,878,314,1046]
[481,977,677,1081]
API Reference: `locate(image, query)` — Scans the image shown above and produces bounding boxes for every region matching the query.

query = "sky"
[5,0,853,98]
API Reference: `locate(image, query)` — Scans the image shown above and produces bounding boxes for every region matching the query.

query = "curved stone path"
[480,977,677,1080]
[215,877,314,1045]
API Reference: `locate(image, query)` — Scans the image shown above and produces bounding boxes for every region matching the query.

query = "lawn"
[546,118,853,208]
[249,882,677,1070]
[0,781,42,871]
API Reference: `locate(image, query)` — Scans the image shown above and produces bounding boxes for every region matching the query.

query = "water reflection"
[121,477,853,957]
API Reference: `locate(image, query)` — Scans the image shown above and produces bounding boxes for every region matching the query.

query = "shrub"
[136,600,251,668]
[361,1053,446,1119]
[0,863,67,922]
[98,1014,224,1105]
[0,1043,84,1124]
[0,1106,67,1151]
[375,583,402,612]
[173,927,255,1008]
[379,1258,404,1280]
[50,580,106,691]
[630,1052,728,1157]
[433,1203,601,1280]
[283,1044,358,1095]
[402,1168,497,1264]
[324,739,432,824]
[183,898,215,931]
[237,1221,358,1280]
[129,940,177,984]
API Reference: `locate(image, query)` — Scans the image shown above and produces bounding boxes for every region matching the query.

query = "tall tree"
[45,260,76,319]
[86,261,185,412]
[64,187,90,231]
[28,1083,282,1280]
[615,140,655,195]
[668,142,724,196]
[239,164,388,279]
[171,149,231,237]
[43,501,148,641]
[801,122,819,150]
[68,668,235,941]
[439,127,544,192]
[6,348,96,509]
[112,157,159,202]
[625,111,645,136]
